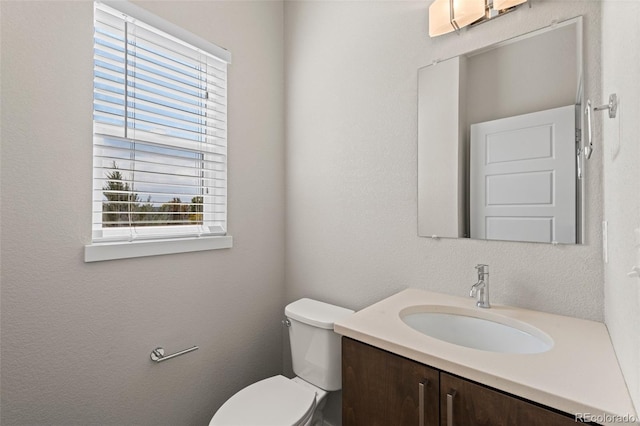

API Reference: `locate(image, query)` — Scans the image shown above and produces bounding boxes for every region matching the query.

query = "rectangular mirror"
[418,17,583,244]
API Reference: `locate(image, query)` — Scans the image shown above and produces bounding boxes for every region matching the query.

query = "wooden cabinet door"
[343,337,440,426]
[440,373,579,426]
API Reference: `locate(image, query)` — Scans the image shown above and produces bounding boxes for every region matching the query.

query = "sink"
[400,306,553,354]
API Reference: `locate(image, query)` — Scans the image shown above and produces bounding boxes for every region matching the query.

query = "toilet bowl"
[209,298,353,426]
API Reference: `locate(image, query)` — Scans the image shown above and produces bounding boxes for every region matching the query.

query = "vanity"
[334,289,638,426]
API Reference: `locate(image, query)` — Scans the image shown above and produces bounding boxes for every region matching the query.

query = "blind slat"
[94,152,227,171]
[94,135,227,154]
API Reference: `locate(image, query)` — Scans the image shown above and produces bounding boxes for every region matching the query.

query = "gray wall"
[0,1,285,425]
[602,0,640,412]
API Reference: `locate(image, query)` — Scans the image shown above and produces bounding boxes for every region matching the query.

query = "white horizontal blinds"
[92,3,228,241]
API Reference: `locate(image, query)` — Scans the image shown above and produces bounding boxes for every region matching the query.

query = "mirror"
[418,17,583,244]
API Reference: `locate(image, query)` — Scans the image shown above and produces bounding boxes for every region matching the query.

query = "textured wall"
[0,1,285,425]
[602,0,640,413]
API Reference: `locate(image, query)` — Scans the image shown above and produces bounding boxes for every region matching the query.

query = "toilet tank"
[285,298,353,391]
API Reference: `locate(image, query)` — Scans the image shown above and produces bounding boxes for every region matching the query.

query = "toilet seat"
[209,375,317,426]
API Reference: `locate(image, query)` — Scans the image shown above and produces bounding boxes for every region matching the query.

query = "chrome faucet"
[470,264,490,308]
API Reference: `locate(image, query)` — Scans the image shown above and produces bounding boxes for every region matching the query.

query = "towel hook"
[583,93,618,160]
[594,93,618,118]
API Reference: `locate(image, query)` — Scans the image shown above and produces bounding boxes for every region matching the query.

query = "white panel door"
[470,105,576,243]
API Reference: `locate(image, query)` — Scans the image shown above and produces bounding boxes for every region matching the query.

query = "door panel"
[470,105,576,243]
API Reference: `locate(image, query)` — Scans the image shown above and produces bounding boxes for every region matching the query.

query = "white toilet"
[209,298,354,426]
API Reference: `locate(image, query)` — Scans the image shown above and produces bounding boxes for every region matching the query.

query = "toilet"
[209,298,353,426]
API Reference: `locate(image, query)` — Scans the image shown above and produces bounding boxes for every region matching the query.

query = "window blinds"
[92,2,230,242]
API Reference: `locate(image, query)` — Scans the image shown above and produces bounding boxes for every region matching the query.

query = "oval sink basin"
[401,306,553,354]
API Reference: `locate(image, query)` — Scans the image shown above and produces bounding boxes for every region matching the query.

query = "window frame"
[85,1,232,262]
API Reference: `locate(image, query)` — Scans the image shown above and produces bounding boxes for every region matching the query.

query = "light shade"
[493,0,527,11]
[450,0,486,29]
[429,0,487,38]
[428,0,456,37]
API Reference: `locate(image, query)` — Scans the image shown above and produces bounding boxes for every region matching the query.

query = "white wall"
[602,0,640,412]
[0,1,285,425]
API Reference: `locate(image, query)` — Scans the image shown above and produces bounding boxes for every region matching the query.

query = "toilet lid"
[210,375,316,426]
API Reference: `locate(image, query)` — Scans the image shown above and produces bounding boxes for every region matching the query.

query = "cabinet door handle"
[419,379,428,426]
[446,389,457,426]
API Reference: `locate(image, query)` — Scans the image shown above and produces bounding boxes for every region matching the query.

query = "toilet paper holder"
[150,345,199,363]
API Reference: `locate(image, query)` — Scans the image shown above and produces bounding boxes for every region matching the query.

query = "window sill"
[84,235,233,262]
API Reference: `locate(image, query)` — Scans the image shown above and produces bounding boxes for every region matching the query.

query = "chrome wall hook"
[594,93,618,118]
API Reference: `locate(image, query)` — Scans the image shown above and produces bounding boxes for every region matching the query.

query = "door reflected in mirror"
[417,17,583,244]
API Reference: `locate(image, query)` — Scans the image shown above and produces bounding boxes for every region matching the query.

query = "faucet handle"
[475,264,489,274]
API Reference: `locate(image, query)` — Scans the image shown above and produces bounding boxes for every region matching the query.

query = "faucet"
[470,264,490,308]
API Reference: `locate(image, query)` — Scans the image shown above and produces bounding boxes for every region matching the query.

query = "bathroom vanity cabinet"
[342,338,584,426]
[342,336,439,425]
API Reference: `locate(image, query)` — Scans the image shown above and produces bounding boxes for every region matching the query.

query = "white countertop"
[334,288,638,426]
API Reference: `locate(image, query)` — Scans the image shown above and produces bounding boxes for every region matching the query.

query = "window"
[86,2,232,262]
